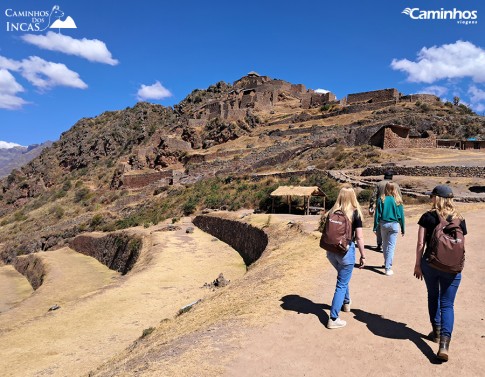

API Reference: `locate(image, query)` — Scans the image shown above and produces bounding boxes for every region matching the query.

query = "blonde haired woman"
[373,181,405,276]
[325,184,366,329]
[414,185,467,361]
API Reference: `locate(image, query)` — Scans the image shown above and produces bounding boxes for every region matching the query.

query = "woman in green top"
[373,182,405,276]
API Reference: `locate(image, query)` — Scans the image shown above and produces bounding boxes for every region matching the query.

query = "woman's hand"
[414,264,423,280]
[359,256,366,269]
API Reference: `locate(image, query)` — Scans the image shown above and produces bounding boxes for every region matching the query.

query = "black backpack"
[319,210,352,255]
[426,214,465,273]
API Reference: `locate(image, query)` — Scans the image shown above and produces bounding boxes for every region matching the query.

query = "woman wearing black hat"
[413,185,467,361]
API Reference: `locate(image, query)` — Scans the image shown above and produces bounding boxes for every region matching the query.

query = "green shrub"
[141,327,155,338]
[90,214,104,228]
[357,189,372,203]
[182,197,198,215]
[49,205,65,219]
[420,103,430,112]
[13,211,28,222]
[74,188,91,203]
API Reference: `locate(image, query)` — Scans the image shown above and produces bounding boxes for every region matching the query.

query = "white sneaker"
[385,269,394,276]
[342,299,352,312]
[327,317,347,329]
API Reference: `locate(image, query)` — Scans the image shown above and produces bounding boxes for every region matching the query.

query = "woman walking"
[322,184,366,329]
[373,181,405,276]
[414,185,467,361]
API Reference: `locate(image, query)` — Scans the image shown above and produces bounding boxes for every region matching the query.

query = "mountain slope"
[0,73,483,262]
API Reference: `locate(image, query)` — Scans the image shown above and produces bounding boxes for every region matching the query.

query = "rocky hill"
[0,72,484,262]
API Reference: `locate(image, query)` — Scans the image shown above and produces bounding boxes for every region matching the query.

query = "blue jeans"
[421,259,461,338]
[327,243,355,320]
[380,221,399,270]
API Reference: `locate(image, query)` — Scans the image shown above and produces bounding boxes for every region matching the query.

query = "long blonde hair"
[330,184,363,221]
[432,196,462,220]
[381,181,403,205]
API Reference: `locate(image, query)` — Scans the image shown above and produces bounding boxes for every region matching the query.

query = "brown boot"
[428,325,441,343]
[437,336,450,361]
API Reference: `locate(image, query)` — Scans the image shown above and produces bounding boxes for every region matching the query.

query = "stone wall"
[160,137,192,152]
[301,93,333,109]
[383,128,435,149]
[13,254,45,290]
[69,232,142,275]
[401,94,440,103]
[121,170,174,189]
[193,215,268,266]
[361,165,485,178]
[344,100,398,114]
[347,89,399,104]
[188,119,206,127]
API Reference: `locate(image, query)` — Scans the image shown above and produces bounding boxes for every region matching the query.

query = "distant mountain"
[0,141,53,178]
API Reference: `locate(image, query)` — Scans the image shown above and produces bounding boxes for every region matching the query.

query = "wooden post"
[288,195,291,214]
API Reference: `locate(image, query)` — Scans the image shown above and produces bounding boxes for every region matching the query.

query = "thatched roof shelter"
[270,186,326,214]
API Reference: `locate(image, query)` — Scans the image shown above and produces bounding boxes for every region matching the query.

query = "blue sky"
[0,0,484,146]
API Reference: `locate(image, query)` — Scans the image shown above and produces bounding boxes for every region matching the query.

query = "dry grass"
[91,214,325,377]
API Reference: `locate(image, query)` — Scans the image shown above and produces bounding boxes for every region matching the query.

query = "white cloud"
[137,81,172,101]
[474,103,485,113]
[0,141,23,149]
[421,85,448,97]
[0,69,24,94]
[0,69,28,110]
[21,32,118,65]
[468,86,485,103]
[467,85,485,112]
[0,55,87,90]
[391,40,485,83]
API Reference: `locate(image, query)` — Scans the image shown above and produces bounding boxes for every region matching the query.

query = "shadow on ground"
[280,295,441,364]
[355,264,386,275]
[364,244,383,253]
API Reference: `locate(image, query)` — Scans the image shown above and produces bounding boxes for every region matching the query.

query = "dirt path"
[0,220,246,377]
[223,207,485,377]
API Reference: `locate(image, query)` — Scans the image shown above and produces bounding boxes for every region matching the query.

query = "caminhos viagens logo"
[402,7,478,25]
[5,5,77,32]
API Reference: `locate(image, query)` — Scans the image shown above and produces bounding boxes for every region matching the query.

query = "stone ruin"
[370,124,436,149]
[189,71,337,123]
[344,88,440,106]
[111,74,445,190]
[111,133,190,189]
